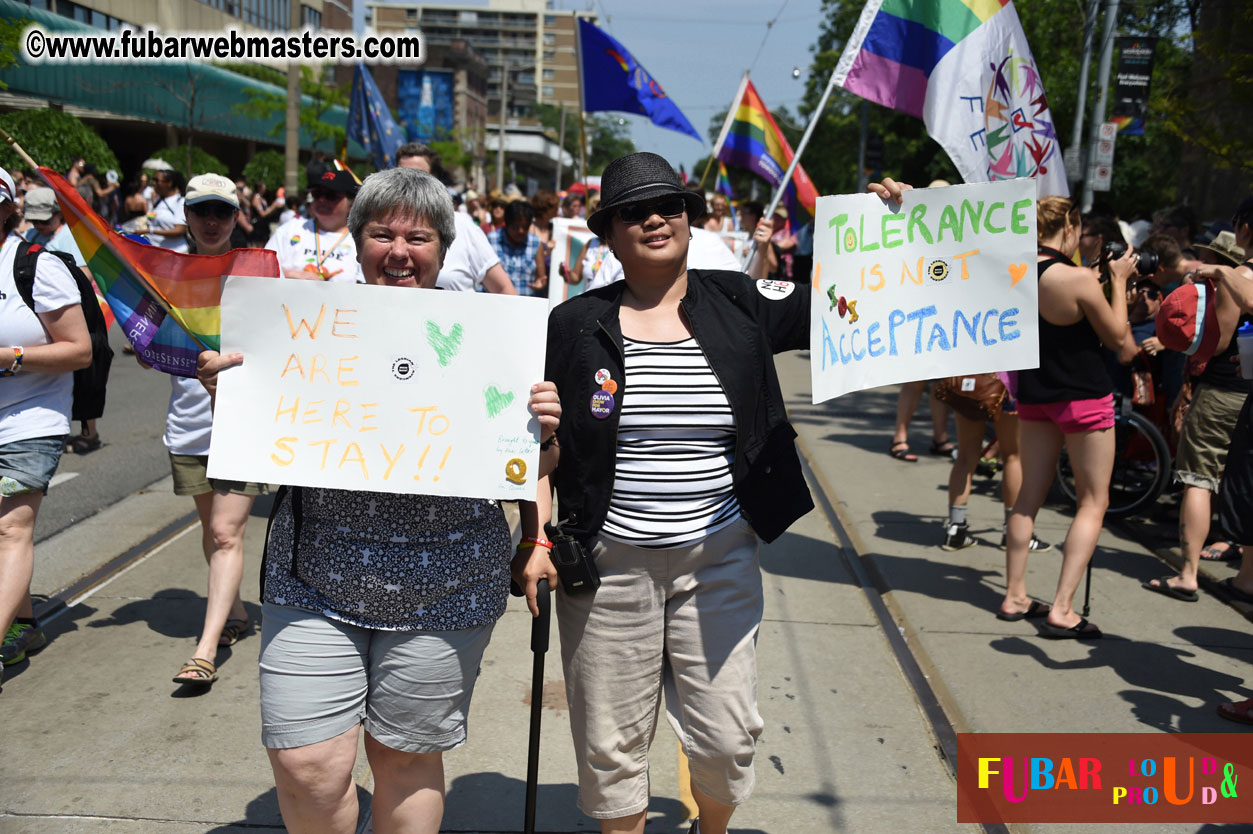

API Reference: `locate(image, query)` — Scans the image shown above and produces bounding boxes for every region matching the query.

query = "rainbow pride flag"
[715,162,735,200]
[39,167,280,378]
[832,0,1068,197]
[713,77,819,220]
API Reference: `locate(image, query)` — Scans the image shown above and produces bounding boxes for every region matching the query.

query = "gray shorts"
[258,602,494,753]
[557,517,764,818]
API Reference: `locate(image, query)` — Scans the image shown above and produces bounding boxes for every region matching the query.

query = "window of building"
[406,9,418,23]
[459,10,478,25]
[542,32,555,46]
[544,14,557,27]
[303,4,321,29]
[542,85,554,98]
[542,68,554,81]
[543,49,556,62]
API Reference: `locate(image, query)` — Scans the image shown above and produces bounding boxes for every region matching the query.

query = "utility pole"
[284,0,301,195]
[857,100,869,193]
[496,65,509,192]
[1081,0,1120,211]
[554,105,566,190]
[1069,0,1100,184]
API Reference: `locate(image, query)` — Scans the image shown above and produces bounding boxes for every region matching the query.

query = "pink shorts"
[1017,395,1115,434]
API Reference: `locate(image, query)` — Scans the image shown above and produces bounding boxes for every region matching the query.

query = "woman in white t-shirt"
[0,169,92,685]
[165,175,268,688]
[265,170,363,284]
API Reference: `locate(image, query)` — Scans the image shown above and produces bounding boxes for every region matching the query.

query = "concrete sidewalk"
[775,351,1253,834]
[1,458,965,831]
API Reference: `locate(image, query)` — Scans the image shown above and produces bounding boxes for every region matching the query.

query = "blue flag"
[347,63,403,170]
[578,19,702,143]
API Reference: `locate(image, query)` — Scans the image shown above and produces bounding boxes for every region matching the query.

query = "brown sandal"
[173,657,217,685]
[219,618,251,646]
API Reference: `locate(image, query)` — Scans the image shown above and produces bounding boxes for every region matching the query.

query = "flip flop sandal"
[68,434,102,454]
[1200,542,1239,561]
[173,657,217,685]
[1037,617,1103,639]
[929,440,956,456]
[889,442,919,462]
[1141,576,1199,602]
[997,600,1052,621]
[1219,578,1253,605]
[219,618,251,646]
[1217,697,1253,726]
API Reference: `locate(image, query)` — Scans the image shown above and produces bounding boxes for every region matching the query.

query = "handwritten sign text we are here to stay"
[208,277,549,500]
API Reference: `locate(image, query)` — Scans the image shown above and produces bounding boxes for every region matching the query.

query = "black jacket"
[544,269,814,546]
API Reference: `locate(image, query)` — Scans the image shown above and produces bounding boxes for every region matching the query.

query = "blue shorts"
[0,435,66,495]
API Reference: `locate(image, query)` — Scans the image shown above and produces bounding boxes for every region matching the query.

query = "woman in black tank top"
[1000,197,1137,639]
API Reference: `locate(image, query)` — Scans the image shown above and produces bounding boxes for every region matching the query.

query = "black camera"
[544,522,600,595]
[1102,241,1159,276]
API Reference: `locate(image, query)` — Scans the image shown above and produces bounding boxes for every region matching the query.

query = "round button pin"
[589,390,615,419]
[601,378,618,395]
[594,368,611,385]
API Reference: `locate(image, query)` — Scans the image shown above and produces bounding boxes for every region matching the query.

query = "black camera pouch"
[544,521,600,595]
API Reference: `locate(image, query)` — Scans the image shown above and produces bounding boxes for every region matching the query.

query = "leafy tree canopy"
[0,109,118,174]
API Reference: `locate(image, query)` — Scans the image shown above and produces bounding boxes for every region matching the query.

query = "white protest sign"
[208,277,549,500]
[547,217,598,308]
[810,178,1039,403]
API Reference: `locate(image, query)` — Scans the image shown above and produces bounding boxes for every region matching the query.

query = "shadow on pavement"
[757,530,852,585]
[989,635,1253,732]
[87,589,263,641]
[444,771,769,832]
[203,784,370,832]
[861,552,1005,614]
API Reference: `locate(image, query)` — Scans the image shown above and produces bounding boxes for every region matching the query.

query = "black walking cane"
[518,578,551,834]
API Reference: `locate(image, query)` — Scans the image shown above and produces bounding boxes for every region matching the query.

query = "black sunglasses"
[616,196,686,224]
[187,202,236,220]
[1135,285,1160,299]
[312,188,345,202]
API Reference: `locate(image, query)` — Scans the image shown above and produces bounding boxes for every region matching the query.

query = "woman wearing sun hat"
[512,151,908,834]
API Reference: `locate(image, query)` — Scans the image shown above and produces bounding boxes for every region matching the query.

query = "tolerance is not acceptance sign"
[207,277,549,500]
[809,178,1040,403]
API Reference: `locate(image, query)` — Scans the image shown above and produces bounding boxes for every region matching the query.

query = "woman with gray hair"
[199,168,561,834]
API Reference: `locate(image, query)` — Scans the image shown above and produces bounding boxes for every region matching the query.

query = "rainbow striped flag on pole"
[715,162,735,200]
[39,167,280,378]
[832,0,1068,197]
[712,76,819,220]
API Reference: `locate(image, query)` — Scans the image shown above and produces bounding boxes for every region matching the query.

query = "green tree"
[150,145,229,180]
[0,109,118,174]
[233,66,348,152]
[0,17,28,90]
[242,149,307,193]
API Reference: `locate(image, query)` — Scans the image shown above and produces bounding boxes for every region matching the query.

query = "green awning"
[0,0,364,156]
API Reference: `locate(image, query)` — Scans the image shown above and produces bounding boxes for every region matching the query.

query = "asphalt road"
[35,325,174,542]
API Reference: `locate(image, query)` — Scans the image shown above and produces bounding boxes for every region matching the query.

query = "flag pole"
[574,16,590,198]
[700,71,749,189]
[742,65,840,270]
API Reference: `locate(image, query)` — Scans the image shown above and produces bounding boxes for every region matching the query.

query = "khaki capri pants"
[556,517,765,819]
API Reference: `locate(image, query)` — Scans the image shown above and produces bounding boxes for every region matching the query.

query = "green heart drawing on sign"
[425,321,464,367]
[484,385,515,419]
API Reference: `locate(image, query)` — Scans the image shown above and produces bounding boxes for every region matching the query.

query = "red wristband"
[520,536,554,550]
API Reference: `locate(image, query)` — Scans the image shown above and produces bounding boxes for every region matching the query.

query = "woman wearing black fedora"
[512,152,908,834]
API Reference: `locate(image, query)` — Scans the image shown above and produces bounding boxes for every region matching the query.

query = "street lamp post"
[496,65,509,192]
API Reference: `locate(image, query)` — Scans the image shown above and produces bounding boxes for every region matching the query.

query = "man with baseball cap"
[22,186,90,273]
[265,169,363,283]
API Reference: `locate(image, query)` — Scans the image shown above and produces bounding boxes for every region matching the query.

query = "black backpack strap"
[13,240,41,312]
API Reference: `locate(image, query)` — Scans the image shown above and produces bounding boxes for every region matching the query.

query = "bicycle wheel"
[1055,409,1171,517]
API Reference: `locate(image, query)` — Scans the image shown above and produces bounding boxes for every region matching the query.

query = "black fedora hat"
[586,152,705,238]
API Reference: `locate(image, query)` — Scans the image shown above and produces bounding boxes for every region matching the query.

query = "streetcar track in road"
[795,437,1010,834]
[35,510,199,624]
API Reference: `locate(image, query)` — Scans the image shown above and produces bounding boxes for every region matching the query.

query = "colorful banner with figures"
[547,217,599,308]
[207,277,549,500]
[809,179,1039,404]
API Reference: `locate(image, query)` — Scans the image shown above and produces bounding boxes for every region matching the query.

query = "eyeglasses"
[1135,285,1160,300]
[187,202,236,220]
[616,197,686,224]
[311,189,345,203]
